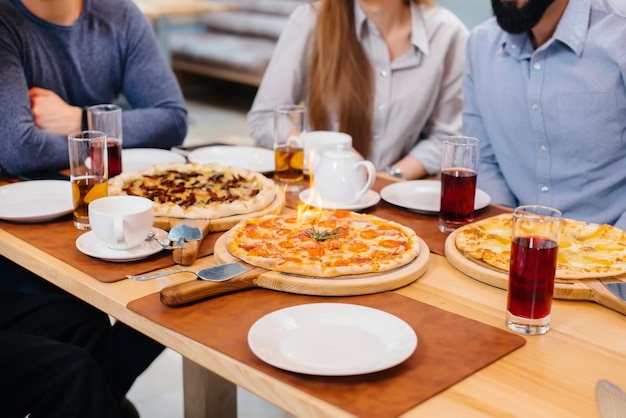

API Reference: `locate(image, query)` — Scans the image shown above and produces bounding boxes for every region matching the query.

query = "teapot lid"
[323,144,355,159]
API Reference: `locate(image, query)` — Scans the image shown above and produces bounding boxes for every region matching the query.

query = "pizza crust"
[109,162,276,219]
[455,214,626,279]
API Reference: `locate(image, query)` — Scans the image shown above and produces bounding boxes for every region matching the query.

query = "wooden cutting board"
[444,228,626,316]
[160,231,430,306]
[153,187,285,265]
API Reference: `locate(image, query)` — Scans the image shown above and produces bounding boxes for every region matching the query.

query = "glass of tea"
[506,205,562,335]
[438,136,480,233]
[68,130,109,230]
[273,104,305,185]
[87,104,123,176]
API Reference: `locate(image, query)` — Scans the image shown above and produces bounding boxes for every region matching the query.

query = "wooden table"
[133,0,233,64]
[1,182,626,417]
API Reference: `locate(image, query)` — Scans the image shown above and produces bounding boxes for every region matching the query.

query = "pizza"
[455,214,626,279]
[227,209,419,277]
[108,163,277,218]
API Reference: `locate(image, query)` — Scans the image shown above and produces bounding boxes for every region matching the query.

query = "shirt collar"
[502,0,590,58]
[552,0,589,57]
[354,1,430,56]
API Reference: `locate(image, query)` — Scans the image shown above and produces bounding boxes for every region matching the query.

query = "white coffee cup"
[302,131,352,174]
[313,144,376,205]
[88,196,154,250]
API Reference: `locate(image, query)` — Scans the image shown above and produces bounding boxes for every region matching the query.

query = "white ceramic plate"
[248,303,417,376]
[122,148,186,173]
[380,180,491,214]
[299,188,380,211]
[187,145,274,173]
[76,227,168,262]
[0,180,73,223]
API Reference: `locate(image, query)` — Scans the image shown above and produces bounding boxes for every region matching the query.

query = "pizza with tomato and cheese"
[108,163,277,219]
[227,210,419,278]
[455,214,626,279]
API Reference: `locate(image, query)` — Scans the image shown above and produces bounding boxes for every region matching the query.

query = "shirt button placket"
[373,63,390,142]
[528,55,551,205]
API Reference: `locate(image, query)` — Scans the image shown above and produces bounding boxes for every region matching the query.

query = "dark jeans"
[0,293,122,417]
[0,256,165,403]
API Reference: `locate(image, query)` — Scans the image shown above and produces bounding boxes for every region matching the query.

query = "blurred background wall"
[438,0,493,29]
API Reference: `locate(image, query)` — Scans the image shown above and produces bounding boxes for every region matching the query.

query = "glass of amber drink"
[506,205,562,335]
[68,130,109,230]
[273,104,305,184]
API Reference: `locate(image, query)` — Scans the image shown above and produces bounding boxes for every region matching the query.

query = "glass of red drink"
[506,205,562,335]
[87,104,123,176]
[438,136,480,233]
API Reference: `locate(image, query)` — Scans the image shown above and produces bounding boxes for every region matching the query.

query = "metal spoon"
[145,231,184,250]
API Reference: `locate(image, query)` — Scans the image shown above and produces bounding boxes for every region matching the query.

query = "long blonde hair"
[306,0,432,158]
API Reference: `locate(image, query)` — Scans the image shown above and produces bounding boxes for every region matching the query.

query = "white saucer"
[76,227,168,262]
[299,189,381,211]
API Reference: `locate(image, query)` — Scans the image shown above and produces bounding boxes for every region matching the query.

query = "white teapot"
[313,144,376,205]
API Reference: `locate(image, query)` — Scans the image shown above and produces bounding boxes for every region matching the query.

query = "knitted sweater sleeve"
[0,0,187,176]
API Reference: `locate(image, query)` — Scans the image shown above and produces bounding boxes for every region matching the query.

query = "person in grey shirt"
[247,0,468,180]
[0,0,188,177]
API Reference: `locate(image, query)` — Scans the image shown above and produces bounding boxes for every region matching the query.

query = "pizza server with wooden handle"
[589,278,626,316]
[160,262,266,306]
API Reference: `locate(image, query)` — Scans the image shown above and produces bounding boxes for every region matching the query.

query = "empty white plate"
[0,180,73,223]
[122,148,186,173]
[187,145,274,173]
[380,180,491,214]
[248,303,417,376]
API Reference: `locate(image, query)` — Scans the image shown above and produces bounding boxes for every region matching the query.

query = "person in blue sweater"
[0,0,189,416]
[0,0,188,176]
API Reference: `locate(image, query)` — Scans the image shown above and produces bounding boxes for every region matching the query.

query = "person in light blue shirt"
[463,0,626,230]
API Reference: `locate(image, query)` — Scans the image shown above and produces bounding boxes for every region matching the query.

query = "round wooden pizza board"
[160,231,430,306]
[444,227,626,316]
[212,230,430,296]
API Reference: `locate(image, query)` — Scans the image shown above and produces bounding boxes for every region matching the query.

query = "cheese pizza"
[455,214,626,279]
[108,163,277,219]
[227,210,419,277]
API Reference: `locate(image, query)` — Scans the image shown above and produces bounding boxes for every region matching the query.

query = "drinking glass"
[273,104,305,183]
[68,131,108,230]
[506,205,562,335]
[438,136,480,233]
[87,104,123,176]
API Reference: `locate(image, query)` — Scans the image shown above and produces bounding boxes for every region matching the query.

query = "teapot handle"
[353,160,376,202]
